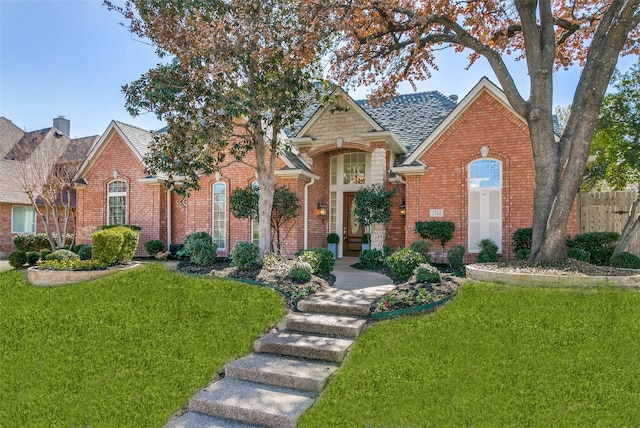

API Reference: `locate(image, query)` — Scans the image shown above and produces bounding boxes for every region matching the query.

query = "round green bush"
[447,245,465,270]
[25,251,40,265]
[512,227,532,254]
[566,231,619,266]
[477,239,499,263]
[8,250,27,268]
[231,241,260,271]
[144,239,166,256]
[45,249,80,262]
[288,262,312,284]
[327,233,340,244]
[298,248,335,275]
[179,232,217,266]
[359,249,383,269]
[516,248,530,261]
[610,252,640,269]
[409,240,432,262]
[414,263,441,283]
[568,247,591,263]
[77,245,92,261]
[39,248,52,259]
[383,248,425,282]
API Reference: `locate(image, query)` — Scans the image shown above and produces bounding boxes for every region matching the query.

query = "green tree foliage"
[583,63,640,255]
[107,0,332,255]
[353,185,396,227]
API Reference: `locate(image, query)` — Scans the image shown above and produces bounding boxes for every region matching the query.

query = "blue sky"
[1,0,637,138]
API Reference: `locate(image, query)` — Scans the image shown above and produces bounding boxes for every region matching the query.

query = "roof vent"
[449,94,459,103]
[53,116,70,136]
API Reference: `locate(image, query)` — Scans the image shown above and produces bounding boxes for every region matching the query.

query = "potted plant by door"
[327,233,340,259]
[361,233,371,251]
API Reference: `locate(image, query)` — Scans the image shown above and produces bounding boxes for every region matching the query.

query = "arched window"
[251,181,259,246]
[468,159,502,253]
[107,180,127,225]
[212,182,226,250]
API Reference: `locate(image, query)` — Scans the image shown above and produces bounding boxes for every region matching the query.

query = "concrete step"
[167,411,261,427]
[188,378,315,428]
[225,353,339,392]
[254,331,354,362]
[297,285,395,316]
[279,312,367,338]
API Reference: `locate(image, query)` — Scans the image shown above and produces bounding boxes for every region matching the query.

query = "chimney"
[53,116,70,136]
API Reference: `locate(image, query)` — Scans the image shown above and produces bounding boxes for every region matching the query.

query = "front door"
[343,192,363,256]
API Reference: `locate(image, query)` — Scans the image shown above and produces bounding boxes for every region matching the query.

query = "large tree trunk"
[253,128,276,256]
[614,195,640,255]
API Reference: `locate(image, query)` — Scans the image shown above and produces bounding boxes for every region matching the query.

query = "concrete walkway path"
[167,260,396,428]
[333,257,393,290]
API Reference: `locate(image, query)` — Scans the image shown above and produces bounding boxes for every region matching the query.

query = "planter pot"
[328,243,338,259]
[361,244,370,251]
[371,292,456,320]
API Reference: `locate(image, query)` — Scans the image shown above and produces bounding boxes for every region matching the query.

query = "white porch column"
[370,148,387,250]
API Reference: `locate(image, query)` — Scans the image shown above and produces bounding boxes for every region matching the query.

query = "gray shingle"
[113,121,155,159]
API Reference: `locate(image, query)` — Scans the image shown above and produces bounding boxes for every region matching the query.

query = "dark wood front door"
[343,192,363,256]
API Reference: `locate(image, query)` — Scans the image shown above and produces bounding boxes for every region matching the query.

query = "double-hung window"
[12,205,36,233]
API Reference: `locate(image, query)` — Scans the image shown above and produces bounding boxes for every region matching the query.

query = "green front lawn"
[300,282,640,427]
[0,264,285,427]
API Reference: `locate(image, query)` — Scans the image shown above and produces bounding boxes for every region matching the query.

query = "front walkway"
[167,261,396,428]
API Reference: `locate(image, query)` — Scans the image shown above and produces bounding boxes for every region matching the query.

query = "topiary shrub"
[45,249,80,262]
[178,232,217,266]
[326,233,340,244]
[92,228,124,265]
[144,239,166,256]
[568,247,591,263]
[25,251,40,265]
[118,227,140,262]
[610,252,640,269]
[476,239,499,263]
[298,247,335,275]
[231,241,260,271]
[359,249,383,269]
[288,261,312,284]
[415,221,455,249]
[409,240,432,263]
[447,245,465,270]
[414,263,441,283]
[77,245,92,261]
[512,227,532,257]
[8,250,27,268]
[566,231,619,266]
[39,249,52,260]
[383,248,425,282]
[98,224,141,231]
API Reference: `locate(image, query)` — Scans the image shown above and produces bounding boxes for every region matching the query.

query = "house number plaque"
[430,209,444,217]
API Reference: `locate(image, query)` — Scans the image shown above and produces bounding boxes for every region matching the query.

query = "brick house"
[0,116,97,257]
[73,78,577,260]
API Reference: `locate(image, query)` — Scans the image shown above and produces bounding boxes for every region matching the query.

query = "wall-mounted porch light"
[317,201,328,217]
[399,198,406,216]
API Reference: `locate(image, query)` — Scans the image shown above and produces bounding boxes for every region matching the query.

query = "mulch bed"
[475,259,640,277]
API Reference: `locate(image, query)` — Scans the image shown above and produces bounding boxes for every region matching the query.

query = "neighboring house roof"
[0,117,25,159]
[60,135,99,164]
[0,160,32,204]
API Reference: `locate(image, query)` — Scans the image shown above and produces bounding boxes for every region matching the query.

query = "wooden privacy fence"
[578,190,640,256]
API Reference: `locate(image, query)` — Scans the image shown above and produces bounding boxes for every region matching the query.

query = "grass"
[299,282,640,427]
[0,263,285,428]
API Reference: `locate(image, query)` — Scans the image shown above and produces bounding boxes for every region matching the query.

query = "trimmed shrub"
[72,244,85,253]
[77,245,92,261]
[178,232,217,266]
[610,252,640,269]
[359,249,383,269]
[512,227,533,256]
[298,247,335,275]
[39,248,52,259]
[566,231,619,266]
[288,261,312,284]
[415,221,455,248]
[327,233,340,244]
[92,228,124,265]
[25,251,40,265]
[448,245,465,270]
[118,227,140,262]
[144,240,166,256]
[231,241,260,271]
[8,250,27,268]
[409,240,432,262]
[476,239,499,263]
[98,224,141,231]
[45,249,80,262]
[37,259,110,271]
[361,233,371,244]
[568,247,591,263]
[516,248,530,260]
[13,233,51,251]
[384,248,425,282]
[414,263,441,283]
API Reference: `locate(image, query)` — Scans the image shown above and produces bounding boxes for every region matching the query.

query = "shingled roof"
[112,121,155,159]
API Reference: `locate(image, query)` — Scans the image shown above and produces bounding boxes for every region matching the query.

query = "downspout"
[304,178,315,249]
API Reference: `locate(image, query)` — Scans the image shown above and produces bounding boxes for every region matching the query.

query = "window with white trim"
[107,180,127,225]
[12,205,36,233]
[212,182,226,250]
[468,159,502,253]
